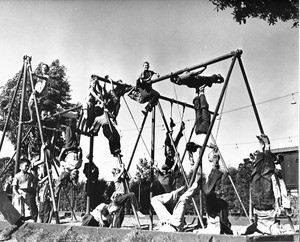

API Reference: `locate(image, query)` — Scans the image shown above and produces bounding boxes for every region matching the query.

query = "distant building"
[271,146,298,192]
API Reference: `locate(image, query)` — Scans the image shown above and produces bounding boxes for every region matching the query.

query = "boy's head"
[41,63,50,74]
[208,150,220,163]
[112,167,121,176]
[143,61,150,70]
[19,158,30,171]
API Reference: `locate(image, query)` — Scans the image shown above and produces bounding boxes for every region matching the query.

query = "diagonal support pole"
[26,56,60,224]
[0,62,25,154]
[126,112,149,172]
[15,56,29,175]
[189,54,238,186]
[0,127,33,179]
[209,134,251,224]
[237,56,264,134]
[157,102,205,228]
[97,86,141,228]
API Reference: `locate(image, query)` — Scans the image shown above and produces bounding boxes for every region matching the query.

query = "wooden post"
[86,136,94,214]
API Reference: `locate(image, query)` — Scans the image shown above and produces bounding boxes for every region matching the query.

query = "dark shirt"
[251,150,275,210]
[136,70,155,92]
[157,171,175,193]
[65,125,79,148]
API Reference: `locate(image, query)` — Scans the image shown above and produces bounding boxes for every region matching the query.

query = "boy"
[12,159,38,222]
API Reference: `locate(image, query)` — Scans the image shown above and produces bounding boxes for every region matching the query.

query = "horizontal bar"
[151,49,242,84]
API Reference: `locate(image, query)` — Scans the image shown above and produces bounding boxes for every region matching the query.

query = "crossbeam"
[159,95,216,115]
[150,49,242,84]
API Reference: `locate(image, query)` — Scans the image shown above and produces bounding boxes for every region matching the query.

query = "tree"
[209,0,299,27]
[215,166,238,213]
[0,157,14,186]
[0,59,73,152]
[235,159,253,215]
[131,158,152,213]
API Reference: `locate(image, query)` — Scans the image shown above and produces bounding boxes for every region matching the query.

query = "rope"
[172,84,188,142]
[214,84,228,141]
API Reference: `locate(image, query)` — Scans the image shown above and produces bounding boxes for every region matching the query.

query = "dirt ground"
[0,213,298,242]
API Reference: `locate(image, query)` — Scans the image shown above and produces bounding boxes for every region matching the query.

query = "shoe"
[145,104,153,112]
[180,121,185,131]
[24,119,36,125]
[260,134,270,145]
[199,85,205,93]
[137,211,146,218]
[0,233,11,241]
[170,118,176,128]
[217,74,224,83]
[212,74,224,84]
[87,131,98,137]
[186,142,201,153]
[113,149,122,157]
[188,152,194,166]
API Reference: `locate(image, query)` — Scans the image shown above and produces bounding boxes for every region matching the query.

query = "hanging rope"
[122,96,151,157]
[172,84,188,142]
[214,84,228,141]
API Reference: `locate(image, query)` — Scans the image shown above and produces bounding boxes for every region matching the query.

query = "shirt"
[12,171,36,191]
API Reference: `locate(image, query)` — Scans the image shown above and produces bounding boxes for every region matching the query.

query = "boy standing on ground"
[12,159,38,222]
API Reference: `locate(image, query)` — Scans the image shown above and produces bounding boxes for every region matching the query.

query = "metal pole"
[15,56,28,175]
[149,107,155,230]
[126,112,149,172]
[91,74,132,89]
[51,105,82,118]
[26,56,60,224]
[210,134,251,224]
[0,63,25,153]
[86,136,94,214]
[189,54,238,186]
[237,56,264,134]
[0,127,33,178]
[151,50,242,84]
[157,102,205,228]
[159,95,215,115]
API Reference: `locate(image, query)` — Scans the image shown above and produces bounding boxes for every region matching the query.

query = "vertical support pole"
[198,159,203,218]
[86,136,94,214]
[15,56,28,175]
[70,185,76,221]
[189,54,238,186]
[237,56,264,134]
[249,187,252,221]
[26,56,60,224]
[149,107,155,230]
[0,63,25,153]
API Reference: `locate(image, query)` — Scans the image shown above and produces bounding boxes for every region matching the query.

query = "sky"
[0,0,298,181]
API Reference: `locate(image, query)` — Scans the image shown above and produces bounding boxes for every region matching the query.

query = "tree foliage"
[0,157,14,186]
[209,0,299,27]
[0,59,73,149]
[216,167,238,212]
[235,159,252,215]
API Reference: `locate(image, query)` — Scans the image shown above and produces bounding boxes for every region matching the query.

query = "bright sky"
[0,1,298,181]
